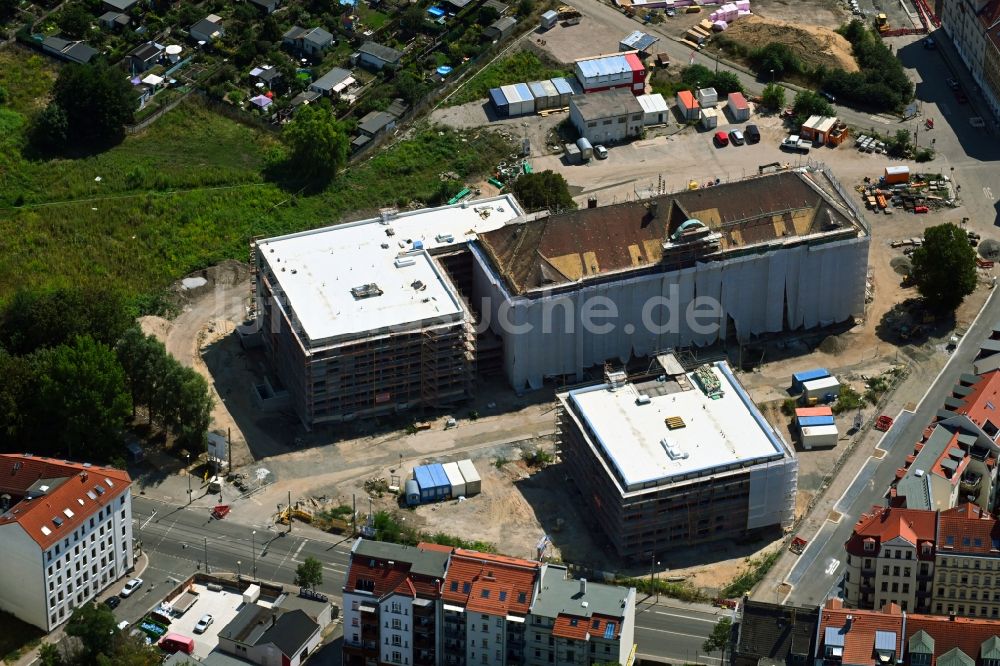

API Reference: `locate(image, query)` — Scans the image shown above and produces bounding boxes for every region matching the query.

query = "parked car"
[946,77,960,90]
[120,578,143,598]
[744,124,760,144]
[728,129,745,146]
[594,145,608,159]
[104,596,121,610]
[194,614,214,634]
[713,131,729,147]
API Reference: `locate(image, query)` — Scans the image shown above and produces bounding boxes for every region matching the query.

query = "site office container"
[442,461,466,497]
[457,459,481,496]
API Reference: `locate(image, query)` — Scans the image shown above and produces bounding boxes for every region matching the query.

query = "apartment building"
[0,454,134,631]
[843,504,1000,618]
[342,539,638,666]
[524,565,635,666]
[341,540,450,666]
[843,505,938,613]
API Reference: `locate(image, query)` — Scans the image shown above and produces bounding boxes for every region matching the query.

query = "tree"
[39,336,132,461]
[512,170,576,213]
[911,223,977,311]
[49,62,136,149]
[792,90,834,122]
[282,104,349,181]
[0,285,132,356]
[295,556,324,590]
[761,83,786,111]
[703,617,733,663]
[65,602,118,663]
[57,4,93,38]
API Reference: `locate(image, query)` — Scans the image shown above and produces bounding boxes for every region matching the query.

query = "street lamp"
[186,454,192,505]
[251,530,257,579]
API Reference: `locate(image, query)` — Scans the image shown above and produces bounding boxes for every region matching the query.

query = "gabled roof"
[441,549,540,616]
[0,454,131,550]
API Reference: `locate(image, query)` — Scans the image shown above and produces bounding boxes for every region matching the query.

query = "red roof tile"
[442,549,540,616]
[0,454,131,550]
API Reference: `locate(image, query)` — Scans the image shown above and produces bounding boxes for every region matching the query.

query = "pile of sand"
[723,15,860,73]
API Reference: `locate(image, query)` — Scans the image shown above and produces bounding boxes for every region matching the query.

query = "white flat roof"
[259,196,522,347]
[565,363,788,493]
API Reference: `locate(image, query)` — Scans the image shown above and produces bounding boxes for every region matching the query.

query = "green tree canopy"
[39,336,132,460]
[49,62,136,149]
[512,170,576,213]
[295,556,324,589]
[282,104,349,181]
[761,83,786,111]
[911,223,977,311]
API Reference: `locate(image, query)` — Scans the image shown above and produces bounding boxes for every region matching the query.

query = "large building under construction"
[557,358,798,559]
[254,168,868,426]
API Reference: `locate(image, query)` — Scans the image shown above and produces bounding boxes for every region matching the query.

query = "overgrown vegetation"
[0,47,513,302]
[721,549,781,598]
[371,510,498,552]
[448,51,570,106]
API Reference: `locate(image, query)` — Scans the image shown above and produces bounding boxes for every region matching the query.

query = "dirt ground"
[719,15,860,73]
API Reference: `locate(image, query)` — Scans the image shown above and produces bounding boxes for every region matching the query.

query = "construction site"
[556,357,798,560]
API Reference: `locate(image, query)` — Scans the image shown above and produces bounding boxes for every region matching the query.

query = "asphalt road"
[784,286,1000,606]
[125,496,726,664]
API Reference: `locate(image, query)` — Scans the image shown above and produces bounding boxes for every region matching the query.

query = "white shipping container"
[442,461,465,498]
[800,424,839,449]
[801,375,841,400]
[457,459,481,496]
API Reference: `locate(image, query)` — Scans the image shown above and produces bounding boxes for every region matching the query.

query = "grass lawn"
[447,51,571,106]
[0,49,513,303]
[0,610,44,663]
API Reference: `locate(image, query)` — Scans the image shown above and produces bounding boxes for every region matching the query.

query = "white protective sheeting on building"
[470,236,869,391]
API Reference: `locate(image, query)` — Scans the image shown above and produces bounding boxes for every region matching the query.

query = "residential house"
[815,596,1000,665]
[249,0,281,13]
[341,539,451,666]
[41,37,98,64]
[99,11,130,30]
[842,505,938,613]
[941,0,1000,121]
[127,41,164,74]
[356,41,403,70]
[190,15,225,43]
[524,564,636,666]
[217,604,321,666]
[102,0,139,12]
[569,89,644,144]
[282,26,335,55]
[483,16,517,40]
[308,67,354,96]
[0,455,135,631]
[732,600,819,666]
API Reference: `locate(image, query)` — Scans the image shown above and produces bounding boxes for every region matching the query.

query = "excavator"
[875,12,890,34]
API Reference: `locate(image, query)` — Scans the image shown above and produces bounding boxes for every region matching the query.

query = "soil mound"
[723,15,859,73]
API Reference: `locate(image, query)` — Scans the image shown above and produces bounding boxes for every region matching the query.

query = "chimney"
[580,578,587,596]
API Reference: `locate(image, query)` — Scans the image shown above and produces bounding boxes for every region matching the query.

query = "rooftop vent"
[351,283,384,299]
[661,438,688,461]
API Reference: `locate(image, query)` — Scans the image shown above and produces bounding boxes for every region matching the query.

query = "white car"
[194,614,214,634]
[594,145,609,159]
[120,578,143,598]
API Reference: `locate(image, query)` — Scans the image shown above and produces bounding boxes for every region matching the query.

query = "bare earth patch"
[723,15,860,73]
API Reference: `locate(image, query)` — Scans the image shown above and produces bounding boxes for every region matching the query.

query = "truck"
[780,135,811,154]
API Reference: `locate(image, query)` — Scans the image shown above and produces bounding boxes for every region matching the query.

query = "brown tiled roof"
[818,598,904,664]
[844,505,937,558]
[441,549,540,615]
[477,171,853,295]
[0,454,131,550]
[938,504,1000,554]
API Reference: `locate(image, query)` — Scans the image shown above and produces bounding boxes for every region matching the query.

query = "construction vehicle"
[875,13,889,33]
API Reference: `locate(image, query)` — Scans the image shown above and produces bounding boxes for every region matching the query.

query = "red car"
[713,131,729,147]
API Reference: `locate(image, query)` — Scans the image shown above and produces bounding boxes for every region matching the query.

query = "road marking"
[653,611,720,623]
[985,187,995,201]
